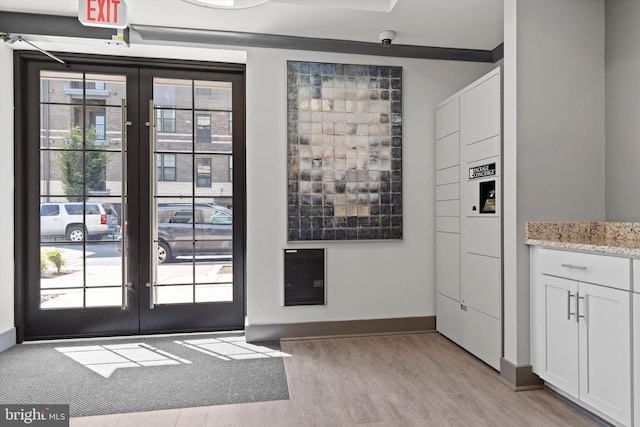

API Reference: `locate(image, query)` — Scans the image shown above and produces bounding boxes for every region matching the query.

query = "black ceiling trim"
[492,43,504,62]
[132,24,495,63]
[0,11,115,40]
[1,11,500,63]
[13,50,247,73]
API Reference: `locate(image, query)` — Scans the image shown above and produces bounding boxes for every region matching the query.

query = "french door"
[17,53,245,340]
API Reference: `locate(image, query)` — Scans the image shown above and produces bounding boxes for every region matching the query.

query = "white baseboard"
[0,327,16,353]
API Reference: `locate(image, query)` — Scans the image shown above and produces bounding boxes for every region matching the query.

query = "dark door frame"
[13,51,247,342]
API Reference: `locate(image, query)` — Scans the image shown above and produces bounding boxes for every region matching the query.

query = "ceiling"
[0,0,504,51]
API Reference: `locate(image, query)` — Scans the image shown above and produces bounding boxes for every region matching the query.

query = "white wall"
[247,49,492,325]
[605,0,640,221]
[0,37,494,341]
[503,0,605,366]
[245,47,493,326]
[0,43,15,347]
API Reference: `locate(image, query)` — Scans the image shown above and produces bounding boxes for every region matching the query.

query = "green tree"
[57,126,108,202]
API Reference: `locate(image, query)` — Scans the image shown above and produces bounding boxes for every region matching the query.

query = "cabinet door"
[436,232,459,301]
[538,275,580,398]
[435,97,459,139]
[459,74,500,146]
[634,293,639,427]
[578,283,631,426]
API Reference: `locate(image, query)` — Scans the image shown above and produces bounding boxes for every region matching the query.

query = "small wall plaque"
[469,162,496,180]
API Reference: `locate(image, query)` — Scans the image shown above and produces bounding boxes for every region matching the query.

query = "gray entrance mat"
[0,333,290,417]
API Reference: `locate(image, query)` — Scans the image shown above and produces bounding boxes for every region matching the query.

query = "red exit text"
[86,0,121,24]
[79,0,127,28]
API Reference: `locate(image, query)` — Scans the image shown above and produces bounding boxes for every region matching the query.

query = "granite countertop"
[525,222,640,256]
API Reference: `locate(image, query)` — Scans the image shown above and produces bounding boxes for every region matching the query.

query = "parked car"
[156,203,232,263]
[117,204,233,263]
[40,202,120,241]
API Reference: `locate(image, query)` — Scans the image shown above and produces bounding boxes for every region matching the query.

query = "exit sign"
[79,0,127,29]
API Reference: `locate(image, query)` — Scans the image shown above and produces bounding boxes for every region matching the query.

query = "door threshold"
[23,329,246,345]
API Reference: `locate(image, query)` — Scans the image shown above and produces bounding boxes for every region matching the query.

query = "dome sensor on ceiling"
[378,30,396,47]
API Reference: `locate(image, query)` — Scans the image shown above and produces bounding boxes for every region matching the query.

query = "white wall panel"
[465,135,501,162]
[436,232,460,300]
[436,166,459,186]
[462,217,501,258]
[436,217,460,233]
[460,74,501,146]
[461,305,501,371]
[436,293,463,343]
[461,253,501,318]
[436,132,460,170]
[436,182,460,201]
[436,200,459,217]
[435,98,460,139]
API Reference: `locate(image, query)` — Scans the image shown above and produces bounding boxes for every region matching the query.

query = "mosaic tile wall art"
[287,61,403,241]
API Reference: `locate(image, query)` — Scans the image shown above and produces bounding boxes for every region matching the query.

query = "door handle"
[149,99,158,310]
[120,98,129,311]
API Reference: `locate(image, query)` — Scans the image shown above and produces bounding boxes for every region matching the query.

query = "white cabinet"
[435,67,501,371]
[531,247,632,426]
[533,275,579,397]
[578,282,631,424]
[634,294,640,427]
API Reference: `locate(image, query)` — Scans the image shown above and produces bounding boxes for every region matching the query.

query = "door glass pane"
[196,114,211,143]
[194,111,233,151]
[156,154,192,196]
[152,77,233,305]
[40,71,84,104]
[194,80,232,111]
[86,74,126,107]
[156,109,193,152]
[195,283,233,303]
[156,285,194,305]
[39,71,126,310]
[153,78,192,109]
[86,287,122,307]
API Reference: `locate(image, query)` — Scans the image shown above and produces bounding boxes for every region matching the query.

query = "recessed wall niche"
[287,60,403,241]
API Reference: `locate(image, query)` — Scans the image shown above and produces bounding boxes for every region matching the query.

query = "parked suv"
[156,203,232,263]
[40,202,120,241]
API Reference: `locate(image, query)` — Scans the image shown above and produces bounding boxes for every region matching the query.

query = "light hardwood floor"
[70,332,602,426]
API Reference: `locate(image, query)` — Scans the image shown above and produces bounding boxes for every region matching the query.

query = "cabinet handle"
[577,294,585,322]
[567,292,576,320]
[560,263,587,271]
